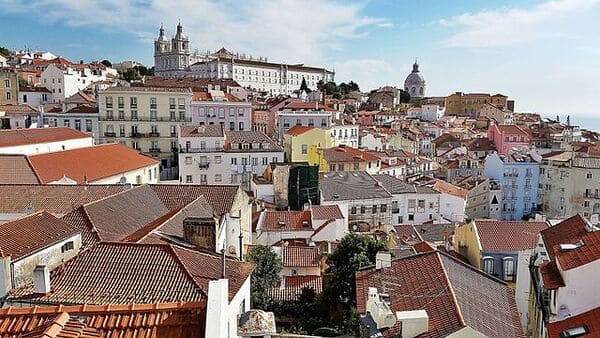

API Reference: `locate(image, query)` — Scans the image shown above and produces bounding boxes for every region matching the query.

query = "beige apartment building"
[97,86,192,180]
[0,68,18,105]
[538,151,600,219]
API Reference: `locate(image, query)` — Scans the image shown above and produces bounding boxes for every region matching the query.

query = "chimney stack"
[33,265,50,294]
[183,217,217,251]
[395,310,429,338]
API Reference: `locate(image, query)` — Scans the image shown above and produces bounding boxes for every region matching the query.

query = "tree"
[0,46,10,56]
[299,77,311,93]
[121,68,140,82]
[323,233,387,306]
[247,245,282,308]
[100,59,112,68]
[399,89,411,103]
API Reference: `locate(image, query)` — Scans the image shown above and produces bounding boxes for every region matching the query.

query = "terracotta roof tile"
[541,214,592,261]
[141,76,241,90]
[0,302,206,338]
[150,184,240,216]
[494,124,529,136]
[547,307,600,338]
[0,155,39,184]
[8,242,252,304]
[0,211,79,260]
[285,125,314,136]
[473,219,549,252]
[282,246,320,267]
[268,275,323,301]
[0,127,90,148]
[539,261,565,289]
[26,144,158,184]
[180,125,224,137]
[322,145,379,163]
[310,205,344,220]
[260,211,313,231]
[432,180,468,199]
[355,251,524,338]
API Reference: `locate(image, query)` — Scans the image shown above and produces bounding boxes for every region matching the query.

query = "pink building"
[488,124,530,155]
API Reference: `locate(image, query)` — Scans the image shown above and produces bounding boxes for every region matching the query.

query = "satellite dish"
[119,176,127,184]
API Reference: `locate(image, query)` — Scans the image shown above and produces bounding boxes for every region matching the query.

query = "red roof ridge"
[310,219,335,238]
[164,245,210,297]
[0,301,206,316]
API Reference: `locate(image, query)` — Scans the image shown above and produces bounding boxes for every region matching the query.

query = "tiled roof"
[8,242,252,304]
[64,104,97,114]
[18,312,101,338]
[0,155,39,184]
[0,184,128,215]
[26,144,158,184]
[541,214,592,262]
[473,219,548,252]
[180,125,224,137]
[268,275,323,301]
[465,138,496,152]
[355,251,524,338]
[191,91,240,102]
[320,171,392,201]
[322,145,379,163]
[0,211,79,260]
[310,205,344,220]
[0,104,39,114]
[224,130,282,152]
[554,228,600,271]
[547,307,600,338]
[539,261,565,289]
[285,125,314,136]
[260,210,313,231]
[495,124,529,136]
[102,86,191,93]
[393,224,422,245]
[63,185,170,246]
[282,246,320,267]
[0,127,90,148]
[372,174,415,194]
[0,302,206,338]
[282,101,336,112]
[150,184,240,216]
[432,180,468,199]
[64,91,96,104]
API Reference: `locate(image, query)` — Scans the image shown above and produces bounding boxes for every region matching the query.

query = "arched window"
[503,257,515,281]
[411,87,416,94]
[482,256,495,275]
[419,87,424,95]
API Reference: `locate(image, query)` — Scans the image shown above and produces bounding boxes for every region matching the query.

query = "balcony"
[104,132,116,137]
[149,132,160,137]
[130,132,143,138]
[180,147,223,153]
[585,192,600,199]
[149,147,161,153]
[198,162,210,169]
[171,132,177,137]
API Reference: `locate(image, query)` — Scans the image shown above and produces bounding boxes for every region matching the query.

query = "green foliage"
[312,327,339,337]
[119,65,154,82]
[317,80,360,99]
[100,59,112,68]
[399,89,411,103]
[323,233,387,306]
[18,77,28,87]
[0,46,10,56]
[247,245,282,308]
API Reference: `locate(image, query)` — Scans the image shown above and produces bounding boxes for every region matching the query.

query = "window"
[351,206,357,214]
[483,257,495,275]
[215,174,222,182]
[119,125,125,137]
[61,241,74,253]
[360,205,366,214]
[85,120,92,132]
[230,122,235,130]
[231,158,237,165]
[353,163,360,170]
[503,257,515,281]
[380,204,387,212]
[185,157,192,165]
[301,144,308,154]
[169,98,176,110]
[130,97,137,108]
[239,122,244,130]
[372,205,377,213]
[4,79,10,88]
[587,172,593,179]
[229,108,235,116]
[215,156,222,164]
[150,97,157,109]
[186,175,193,183]
[105,96,113,108]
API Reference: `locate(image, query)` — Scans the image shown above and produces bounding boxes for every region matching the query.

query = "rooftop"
[355,251,524,338]
[473,219,549,252]
[8,242,253,304]
[285,125,314,136]
[260,210,313,231]
[180,125,224,138]
[0,211,79,260]
[0,127,90,148]
[282,246,320,267]
[320,171,392,201]
[322,145,379,163]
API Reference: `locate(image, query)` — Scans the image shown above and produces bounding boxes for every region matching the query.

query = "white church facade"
[404,60,426,98]
[154,23,335,95]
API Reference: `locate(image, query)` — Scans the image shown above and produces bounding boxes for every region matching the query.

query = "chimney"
[366,287,396,329]
[33,265,50,294]
[375,251,391,269]
[395,310,429,338]
[183,217,217,251]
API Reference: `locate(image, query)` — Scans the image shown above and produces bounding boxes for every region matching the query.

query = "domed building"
[404,60,426,98]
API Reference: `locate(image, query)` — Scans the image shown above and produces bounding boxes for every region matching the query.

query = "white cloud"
[0,0,390,65]
[440,0,600,48]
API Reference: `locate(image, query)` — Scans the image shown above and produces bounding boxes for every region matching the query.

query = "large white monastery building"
[154,23,335,95]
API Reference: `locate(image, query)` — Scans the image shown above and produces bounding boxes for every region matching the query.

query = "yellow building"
[283,125,332,162]
[445,92,508,117]
[0,68,18,105]
[453,220,482,269]
[308,144,381,174]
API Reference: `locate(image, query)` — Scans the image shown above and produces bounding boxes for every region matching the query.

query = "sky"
[1,0,600,127]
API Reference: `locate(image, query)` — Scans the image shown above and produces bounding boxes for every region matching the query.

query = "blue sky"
[1,0,600,124]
